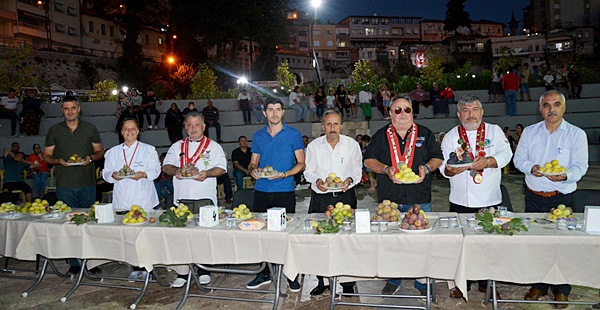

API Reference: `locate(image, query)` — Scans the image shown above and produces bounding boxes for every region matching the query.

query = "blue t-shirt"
[252,123,303,192]
[4,155,28,182]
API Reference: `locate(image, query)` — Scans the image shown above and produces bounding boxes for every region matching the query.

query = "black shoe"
[342,285,355,294]
[310,284,329,296]
[67,266,81,276]
[418,287,428,296]
[88,267,102,275]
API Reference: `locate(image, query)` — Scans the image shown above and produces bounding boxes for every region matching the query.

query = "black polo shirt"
[364,123,442,204]
[231,147,252,171]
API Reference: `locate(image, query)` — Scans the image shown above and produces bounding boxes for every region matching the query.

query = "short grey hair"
[539,90,565,106]
[322,109,343,124]
[390,94,412,106]
[184,111,204,124]
[457,95,482,109]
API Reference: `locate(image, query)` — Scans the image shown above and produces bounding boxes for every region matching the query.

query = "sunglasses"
[393,107,412,114]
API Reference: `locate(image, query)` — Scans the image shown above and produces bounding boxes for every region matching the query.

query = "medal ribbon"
[179,137,210,167]
[457,123,486,183]
[122,141,139,168]
[386,123,418,171]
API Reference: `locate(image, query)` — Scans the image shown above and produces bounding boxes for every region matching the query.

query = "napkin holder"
[267,207,286,231]
[355,209,370,233]
[95,203,114,223]
[199,205,219,227]
[584,206,600,233]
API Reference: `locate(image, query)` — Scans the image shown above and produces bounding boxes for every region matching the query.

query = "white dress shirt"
[304,135,363,194]
[358,90,372,104]
[289,92,301,106]
[514,120,588,194]
[439,123,512,208]
[163,139,227,205]
[103,141,161,212]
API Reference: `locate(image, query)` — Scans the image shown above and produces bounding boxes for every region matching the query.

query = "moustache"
[547,111,559,117]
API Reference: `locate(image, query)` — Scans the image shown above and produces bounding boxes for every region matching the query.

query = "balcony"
[0,9,17,22]
[13,22,46,39]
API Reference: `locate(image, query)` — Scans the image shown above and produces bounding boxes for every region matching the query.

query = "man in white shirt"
[237,88,252,124]
[358,85,373,121]
[162,111,227,288]
[514,90,588,307]
[103,118,161,213]
[288,86,307,122]
[304,109,362,295]
[439,95,512,299]
[0,88,20,136]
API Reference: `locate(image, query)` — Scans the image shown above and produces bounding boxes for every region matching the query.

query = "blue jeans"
[155,179,173,201]
[289,104,307,122]
[397,202,432,213]
[504,90,517,116]
[233,169,247,191]
[56,186,96,209]
[387,278,427,291]
[316,105,325,119]
[31,172,49,195]
[252,105,263,122]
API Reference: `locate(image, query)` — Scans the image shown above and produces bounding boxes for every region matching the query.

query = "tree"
[419,46,445,84]
[444,0,471,33]
[171,63,197,98]
[190,64,217,99]
[276,61,296,94]
[87,80,118,102]
[0,46,40,91]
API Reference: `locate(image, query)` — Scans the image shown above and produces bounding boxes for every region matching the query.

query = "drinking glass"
[439,218,449,229]
[303,219,313,231]
[226,217,236,229]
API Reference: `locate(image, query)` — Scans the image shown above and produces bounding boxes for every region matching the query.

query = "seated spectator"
[0,88,20,136]
[231,136,252,191]
[409,83,430,118]
[217,173,233,204]
[182,101,198,116]
[543,69,555,91]
[202,99,223,143]
[3,143,36,203]
[430,82,448,118]
[28,143,50,196]
[567,65,582,99]
[20,89,45,136]
[250,89,265,123]
[165,103,184,144]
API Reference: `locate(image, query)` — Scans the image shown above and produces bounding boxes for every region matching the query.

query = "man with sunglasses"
[364,95,443,296]
[439,95,512,299]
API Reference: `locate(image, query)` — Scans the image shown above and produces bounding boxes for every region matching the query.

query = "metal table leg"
[487,280,597,309]
[21,257,49,297]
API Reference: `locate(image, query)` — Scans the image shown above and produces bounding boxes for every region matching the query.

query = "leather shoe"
[478,286,502,300]
[310,284,329,296]
[553,293,568,309]
[524,288,546,301]
[449,287,463,298]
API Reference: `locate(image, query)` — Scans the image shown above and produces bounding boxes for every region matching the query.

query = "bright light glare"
[471,74,476,78]
[111,89,118,96]
[237,77,248,84]
[122,86,129,93]
[168,57,175,64]
[311,0,321,8]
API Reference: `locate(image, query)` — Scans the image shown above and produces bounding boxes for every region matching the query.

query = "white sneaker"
[171,277,187,288]
[148,125,153,130]
[199,274,211,285]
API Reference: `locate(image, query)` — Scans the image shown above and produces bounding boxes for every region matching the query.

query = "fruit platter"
[399,204,431,232]
[372,199,400,222]
[232,204,253,220]
[475,207,528,235]
[116,165,136,178]
[446,148,474,168]
[323,172,344,191]
[67,154,86,165]
[121,205,148,225]
[546,204,575,221]
[325,202,354,225]
[393,162,421,183]
[255,166,279,178]
[180,163,200,178]
[159,203,192,227]
[539,159,566,176]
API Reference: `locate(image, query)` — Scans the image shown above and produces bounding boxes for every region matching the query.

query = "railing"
[0,36,124,60]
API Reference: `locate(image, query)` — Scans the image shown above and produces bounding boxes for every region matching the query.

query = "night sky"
[291,0,530,26]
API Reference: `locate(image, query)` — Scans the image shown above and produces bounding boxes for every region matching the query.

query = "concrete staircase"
[1,84,599,164]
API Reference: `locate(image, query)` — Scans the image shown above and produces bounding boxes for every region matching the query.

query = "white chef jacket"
[439,122,512,208]
[163,138,227,205]
[103,141,161,212]
[304,135,363,194]
[514,120,588,194]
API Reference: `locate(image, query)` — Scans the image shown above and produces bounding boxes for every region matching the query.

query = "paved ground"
[1,165,600,309]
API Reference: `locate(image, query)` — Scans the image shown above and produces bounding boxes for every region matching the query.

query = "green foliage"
[171,63,196,98]
[190,63,218,99]
[86,80,118,102]
[495,47,519,72]
[475,212,528,236]
[159,208,190,227]
[0,46,40,91]
[444,0,471,32]
[276,61,296,95]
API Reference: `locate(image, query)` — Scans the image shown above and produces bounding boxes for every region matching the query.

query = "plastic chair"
[45,167,56,194]
[0,169,26,203]
[232,189,254,211]
[573,189,600,213]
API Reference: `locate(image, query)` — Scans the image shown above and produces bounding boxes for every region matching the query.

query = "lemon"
[137,217,145,223]
[551,159,559,166]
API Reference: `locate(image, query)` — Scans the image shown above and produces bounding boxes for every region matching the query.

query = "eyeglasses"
[393,107,412,115]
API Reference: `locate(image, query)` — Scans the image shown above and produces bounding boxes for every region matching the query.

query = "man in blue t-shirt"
[246,98,305,293]
[3,142,36,203]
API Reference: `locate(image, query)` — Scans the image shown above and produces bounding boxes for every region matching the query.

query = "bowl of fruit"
[121,205,148,225]
[539,159,566,176]
[372,199,400,222]
[323,173,344,191]
[255,166,279,178]
[399,204,432,232]
[116,165,136,178]
[66,154,86,166]
[393,162,421,184]
[324,202,354,225]
[179,163,200,179]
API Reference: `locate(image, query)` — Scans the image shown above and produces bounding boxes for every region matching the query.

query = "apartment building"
[525,0,600,32]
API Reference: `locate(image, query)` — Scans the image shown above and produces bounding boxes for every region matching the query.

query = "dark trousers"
[216,173,232,200]
[524,189,573,295]
[308,188,357,213]
[570,84,582,97]
[203,122,221,140]
[143,106,160,127]
[316,104,325,119]
[240,102,251,123]
[0,110,18,135]
[253,190,296,214]
[167,126,183,144]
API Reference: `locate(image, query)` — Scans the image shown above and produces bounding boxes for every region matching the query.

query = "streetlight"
[122,86,129,93]
[311,0,322,86]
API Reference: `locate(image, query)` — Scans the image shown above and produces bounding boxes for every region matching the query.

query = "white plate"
[123,221,147,226]
[393,177,419,184]
[0,213,26,220]
[399,226,433,233]
[539,171,566,176]
[180,175,199,179]
[256,174,278,179]
[324,186,343,192]
[41,214,65,220]
[117,174,136,179]
[446,162,474,168]
[66,162,86,166]
[29,212,47,217]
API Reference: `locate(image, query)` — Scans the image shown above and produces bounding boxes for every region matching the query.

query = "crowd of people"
[0,77,592,305]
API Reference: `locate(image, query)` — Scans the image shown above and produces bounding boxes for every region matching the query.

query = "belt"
[526,186,561,198]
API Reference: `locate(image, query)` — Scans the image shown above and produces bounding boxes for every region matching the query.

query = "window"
[158,38,163,45]
[554,14,560,20]
[101,24,106,36]
[390,49,396,56]
[553,3,560,8]
[327,41,333,46]
[54,2,65,13]
[299,42,308,48]
[88,21,94,33]
[68,27,76,36]
[313,40,320,47]
[326,29,332,35]
[476,42,484,50]
[367,51,373,58]
[313,29,320,35]
[109,26,114,37]
[365,28,375,35]
[67,6,77,16]
[145,34,149,45]
[406,28,412,34]
[337,41,346,48]
[299,30,307,37]
[413,28,419,34]
[371,18,379,25]
[54,23,66,33]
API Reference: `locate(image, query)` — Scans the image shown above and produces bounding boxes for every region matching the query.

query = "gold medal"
[473,173,483,184]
